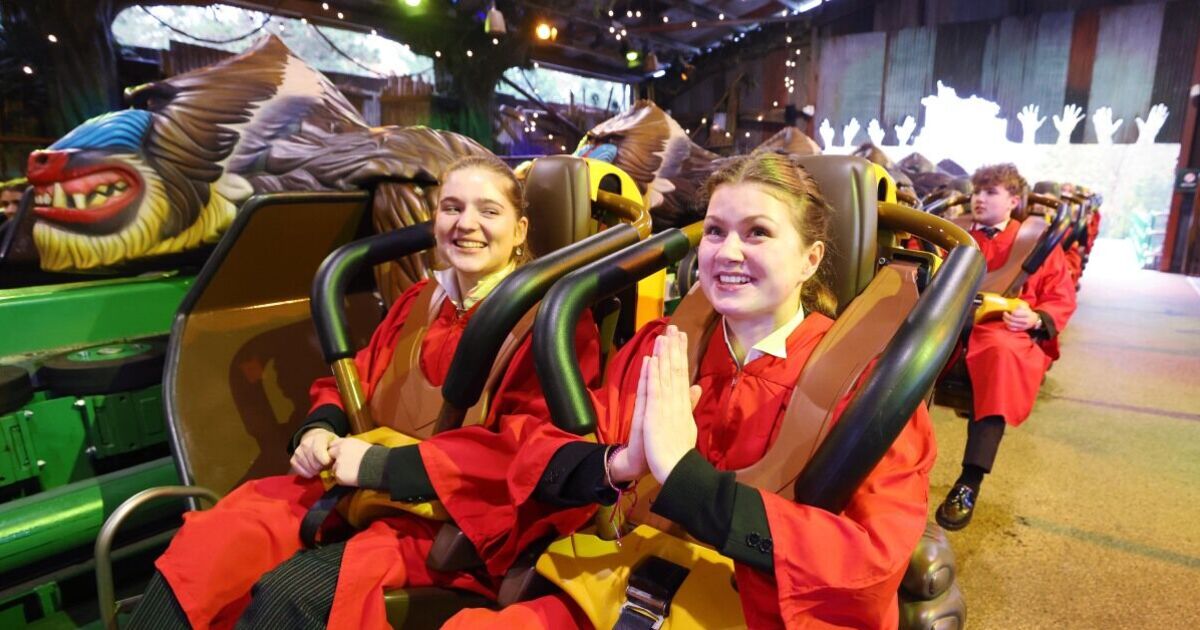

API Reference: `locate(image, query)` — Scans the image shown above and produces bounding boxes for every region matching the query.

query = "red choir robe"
[1086,210,1101,251]
[449,313,936,629]
[1065,243,1083,283]
[155,278,600,630]
[965,219,1077,427]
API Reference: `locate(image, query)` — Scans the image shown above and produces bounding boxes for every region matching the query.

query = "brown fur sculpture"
[574,100,719,231]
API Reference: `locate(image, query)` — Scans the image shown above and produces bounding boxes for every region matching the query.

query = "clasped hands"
[608,325,703,485]
[1002,303,1041,332]
[290,426,372,486]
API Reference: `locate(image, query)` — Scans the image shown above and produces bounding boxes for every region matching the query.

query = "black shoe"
[936,484,977,531]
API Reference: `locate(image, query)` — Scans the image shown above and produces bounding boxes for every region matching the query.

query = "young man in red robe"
[936,163,1077,531]
[129,156,600,630]
[446,153,935,629]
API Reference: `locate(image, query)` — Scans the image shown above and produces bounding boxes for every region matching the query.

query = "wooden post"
[1161,35,1200,272]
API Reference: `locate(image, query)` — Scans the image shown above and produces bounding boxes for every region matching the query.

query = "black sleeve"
[1032,309,1058,341]
[379,445,437,502]
[651,449,775,573]
[288,404,351,454]
[534,442,620,508]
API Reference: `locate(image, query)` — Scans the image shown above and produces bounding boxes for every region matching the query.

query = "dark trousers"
[963,415,1006,473]
[129,541,346,630]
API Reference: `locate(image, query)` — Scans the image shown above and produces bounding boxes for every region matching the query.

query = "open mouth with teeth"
[32,165,141,226]
[452,238,488,250]
[715,272,754,288]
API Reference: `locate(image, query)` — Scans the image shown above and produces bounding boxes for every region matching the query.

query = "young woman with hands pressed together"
[447,152,936,629]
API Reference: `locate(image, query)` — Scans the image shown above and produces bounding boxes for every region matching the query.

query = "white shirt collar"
[722,305,807,367]
[432,261,516,313]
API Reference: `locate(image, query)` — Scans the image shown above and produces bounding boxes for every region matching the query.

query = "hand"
[867,118,885,146]
[894,116,916,146]
[1091,107,1123,145]
[1003,304,1040,332]
[1052,104,1084,145]
[608,355,652,483]
[641,326,702,484]
[290,427,335,478]
[1017,104,1045,145]
[818,119,835,150]
[842,118,861,147]
[328,437,374,486]
[1135,103,1169,145]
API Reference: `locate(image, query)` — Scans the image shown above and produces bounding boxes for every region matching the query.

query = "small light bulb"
[662,16,669,23]
[22,65,33,75]
[466,50,473,57]
[493,38,499,45]
[47,34,58,43]
[435,50,442,57]
[691,21,697,28]
[337,11,343,19]
[321,2,329,10]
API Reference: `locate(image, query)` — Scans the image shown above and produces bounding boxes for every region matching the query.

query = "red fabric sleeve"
[416,311,606,576]
[306,280,430,413]
[737,399,935,629]
[1021,246,1077,360]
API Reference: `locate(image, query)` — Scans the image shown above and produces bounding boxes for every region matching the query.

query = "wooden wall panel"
[1064,8,1100,143]
[978,13,1073,142]
[1024,11,1075,143]
[932,21,992,99]
[1150,0,1200,142]
[1085,3,1165,143]
[881,27,935,143]
[815,32,887,137]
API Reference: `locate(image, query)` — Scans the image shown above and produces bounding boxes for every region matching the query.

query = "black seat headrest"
[1033,181,1062,197]
[791,156,880,314]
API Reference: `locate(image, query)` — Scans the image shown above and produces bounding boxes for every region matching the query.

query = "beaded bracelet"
[603,445,637,543]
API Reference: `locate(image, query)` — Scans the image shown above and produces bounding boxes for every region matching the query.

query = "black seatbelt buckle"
[617,555,690,629]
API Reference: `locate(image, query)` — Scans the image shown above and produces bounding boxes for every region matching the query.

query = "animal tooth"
[73,193,87,209]
[114,181,128,191]
[53,183,67,208]
[89,192,107,208]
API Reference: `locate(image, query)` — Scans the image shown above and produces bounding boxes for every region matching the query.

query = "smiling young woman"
[445,153,935,629]
[128,155,601,630]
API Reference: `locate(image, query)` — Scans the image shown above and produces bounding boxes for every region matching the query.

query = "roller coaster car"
[524,156,985,629]
[933,186,1074,415]
[95,156,652,628]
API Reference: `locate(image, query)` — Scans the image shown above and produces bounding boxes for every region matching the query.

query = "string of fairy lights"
[17,0,827,141]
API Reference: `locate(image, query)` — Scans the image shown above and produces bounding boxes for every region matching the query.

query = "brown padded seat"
[523,156,598,258]
[790,156,880,311]
[950,215,1048,296]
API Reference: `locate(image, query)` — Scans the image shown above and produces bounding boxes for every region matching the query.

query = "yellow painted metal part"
[536,525,746,629]
[636,269,668,328]
[974,292,1030,324]
[332,357,375,434]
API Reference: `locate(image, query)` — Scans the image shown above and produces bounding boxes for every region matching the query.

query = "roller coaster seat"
[529,155,981,629]
[151,157,647,628]
[935,188,1070,416]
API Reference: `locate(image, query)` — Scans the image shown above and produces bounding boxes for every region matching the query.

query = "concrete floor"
[927,239,1200,628]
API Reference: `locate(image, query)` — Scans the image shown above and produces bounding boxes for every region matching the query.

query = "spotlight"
[485,4,507,34]
[535,22,558,41]
[404,0,422,6]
